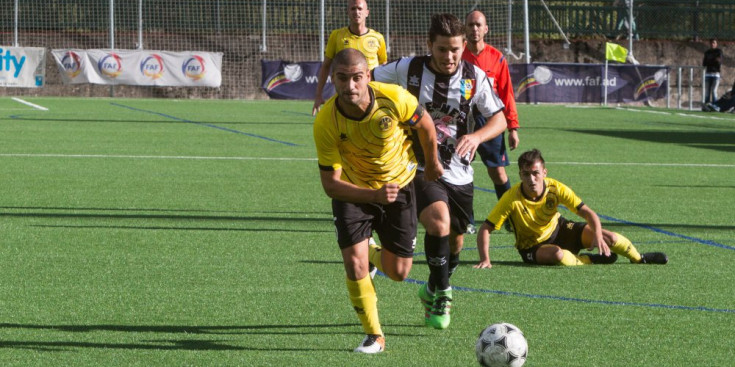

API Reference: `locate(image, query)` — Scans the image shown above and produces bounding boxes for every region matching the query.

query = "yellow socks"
[346,276,382,336]
[558,250,592,266]
[610,233,642,263]
[368,241,384,273]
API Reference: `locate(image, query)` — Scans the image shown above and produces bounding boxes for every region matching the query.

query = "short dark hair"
[429,13,466,42]
[332,48,368,70]
[517,149,545,170]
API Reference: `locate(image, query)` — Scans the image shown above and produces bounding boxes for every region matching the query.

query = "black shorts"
[413,172,474,235]
[474,115,509,168]
[518,216,587,264]
[331,181,417,258]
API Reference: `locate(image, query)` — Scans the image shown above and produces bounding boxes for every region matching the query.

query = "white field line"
[10,97,49,111]
[614,106,735,121]
[1,153,733,168]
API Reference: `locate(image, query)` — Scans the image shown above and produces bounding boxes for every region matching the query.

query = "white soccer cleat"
[354,334,385,353]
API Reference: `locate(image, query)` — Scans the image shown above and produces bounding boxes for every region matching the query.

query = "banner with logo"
[261,60,333,100]
[0,46,45,88]
[51,49,222,87]
[510,63,668,104]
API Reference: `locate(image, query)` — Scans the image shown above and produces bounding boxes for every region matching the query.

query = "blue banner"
[261,60,334,100]
[510,63,668,104]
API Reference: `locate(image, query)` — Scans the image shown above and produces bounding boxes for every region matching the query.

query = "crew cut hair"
[429,13,466,42]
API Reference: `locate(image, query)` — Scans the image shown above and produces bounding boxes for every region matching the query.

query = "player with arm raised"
[372,13,507,330]
[463,10,520,227]
[312,0,387,116]
[475,149,668,269]
[314,49,442,353]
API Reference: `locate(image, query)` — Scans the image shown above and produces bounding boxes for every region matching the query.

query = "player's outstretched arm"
[577,204,611,256]
[312,58,333,116]
[414,112,443,181]
[474,222,494,269]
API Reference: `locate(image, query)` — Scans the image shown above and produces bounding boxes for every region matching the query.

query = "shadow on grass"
[567,129,735,153]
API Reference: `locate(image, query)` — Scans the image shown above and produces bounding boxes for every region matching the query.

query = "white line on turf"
[10,97,49,111]
[1,153,733,168]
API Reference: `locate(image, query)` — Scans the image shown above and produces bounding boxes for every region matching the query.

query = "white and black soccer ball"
[476,323,528,367]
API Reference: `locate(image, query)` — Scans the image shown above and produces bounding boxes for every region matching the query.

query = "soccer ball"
[476,323,528,367]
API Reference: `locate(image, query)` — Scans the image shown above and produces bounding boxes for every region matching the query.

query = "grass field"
[1,97,734,366]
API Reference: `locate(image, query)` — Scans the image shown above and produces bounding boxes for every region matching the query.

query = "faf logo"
[182,55,206,81]
[516,66,553,95]
[98,52,123,78]
[140,54,165,80]
[60,51,82,78]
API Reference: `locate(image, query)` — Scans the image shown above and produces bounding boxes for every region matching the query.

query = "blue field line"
[109,102,298,146]
[475,185,733,251]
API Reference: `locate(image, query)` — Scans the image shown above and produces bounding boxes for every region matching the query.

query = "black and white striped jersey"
[373,56,505,185]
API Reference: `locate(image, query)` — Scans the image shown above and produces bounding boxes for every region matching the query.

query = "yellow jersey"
[486,178,584,250]
[314,82,424,189]
[325,27,387,70]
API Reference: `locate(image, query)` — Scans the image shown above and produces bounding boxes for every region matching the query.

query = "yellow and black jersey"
[486,177,584,250]
[325,27,387,70]
[314,82,424,189]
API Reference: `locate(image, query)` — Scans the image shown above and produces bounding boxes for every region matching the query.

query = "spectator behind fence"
[702,38,723,107]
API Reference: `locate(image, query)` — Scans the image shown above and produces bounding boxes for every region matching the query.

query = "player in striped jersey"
[314,49,442,353]
[475,149,668,268]
[372,13,508,330]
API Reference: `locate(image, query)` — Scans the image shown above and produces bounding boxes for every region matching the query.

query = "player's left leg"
[342,240,384,352]
[589,229,668,265]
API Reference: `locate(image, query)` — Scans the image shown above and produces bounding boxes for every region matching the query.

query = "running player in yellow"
[312,0,387,116]
[475,149,668,268]
[314,49,442,353]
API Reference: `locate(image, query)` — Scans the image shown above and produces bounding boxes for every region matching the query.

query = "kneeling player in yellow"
[474,149,668,268]
[314,49,442,353]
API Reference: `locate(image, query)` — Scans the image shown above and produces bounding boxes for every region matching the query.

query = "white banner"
[0,46,45,88]
[51,49,222,87]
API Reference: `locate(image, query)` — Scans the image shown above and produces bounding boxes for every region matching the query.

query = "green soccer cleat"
[418,283,434,325]
[428,288,452,330]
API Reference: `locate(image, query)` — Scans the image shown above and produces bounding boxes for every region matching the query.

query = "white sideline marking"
[1,153,733,168]
[614,106,735,121]
[11,97,49,111]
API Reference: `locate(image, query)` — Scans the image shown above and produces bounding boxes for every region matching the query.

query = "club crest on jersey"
[379,116,393,131]
[460,79,474,100]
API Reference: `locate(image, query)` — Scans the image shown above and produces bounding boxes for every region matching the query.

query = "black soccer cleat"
[588,253,618,264]
[639,252,668,265]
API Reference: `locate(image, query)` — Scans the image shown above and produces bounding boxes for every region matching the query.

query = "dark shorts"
[474,115,509,168]
[413,172,474,235]
[332,181,417,258]
[518,216,587,264]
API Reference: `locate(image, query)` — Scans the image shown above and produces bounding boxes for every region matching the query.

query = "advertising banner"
[261,60,333,100]
[510,63,668,104]
[51,49,222,87]
[0,46,45,88]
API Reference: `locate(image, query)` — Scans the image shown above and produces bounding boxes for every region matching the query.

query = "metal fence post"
[385,0,390,55]
[677,67,682,109]
[689,67,693,110]
[13,0,19,47]
[260,0,267,52]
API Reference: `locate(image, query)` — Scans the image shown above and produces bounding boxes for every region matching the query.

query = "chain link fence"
[0,0,733,99]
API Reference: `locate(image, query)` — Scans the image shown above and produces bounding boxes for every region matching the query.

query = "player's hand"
[508,129,519,150]
[312,97,324,116]
[455,133,482,160]
[375,183,400,204]
[422,159,444,181]
[473,260,493,269]
[589,234,611,257]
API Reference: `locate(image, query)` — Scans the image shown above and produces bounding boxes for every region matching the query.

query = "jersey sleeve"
[495,56,520,129]
[313,107,342,171]
[554,180,584,214]
[377,34,388,65]
[371,58,406,87]
[473,70,506,118]
[324,29,340,59]
[486,190,514,230]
